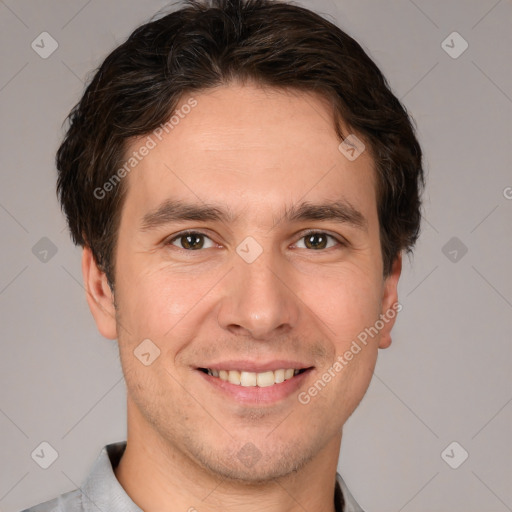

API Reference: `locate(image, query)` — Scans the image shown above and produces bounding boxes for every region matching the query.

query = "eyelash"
[165,229,346,252]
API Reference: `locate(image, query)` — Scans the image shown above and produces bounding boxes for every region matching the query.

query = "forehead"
[121,83,377,230]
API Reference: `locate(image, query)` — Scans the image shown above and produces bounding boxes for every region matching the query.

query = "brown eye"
[304,233,328,249]
[168,231,214,250]
[296,231,341,250]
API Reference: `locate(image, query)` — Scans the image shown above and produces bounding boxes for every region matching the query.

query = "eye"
[167,231,216,250]
[294,230,343,250]
[165,230,344,252]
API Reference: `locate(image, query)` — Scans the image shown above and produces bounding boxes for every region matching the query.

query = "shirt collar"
[80,442,363,512]
[80,442,141,512]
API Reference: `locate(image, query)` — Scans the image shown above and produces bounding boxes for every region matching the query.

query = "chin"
[191,438,316,484]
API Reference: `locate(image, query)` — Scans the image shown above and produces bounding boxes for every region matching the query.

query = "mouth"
[197,367,309,387]
[195,364,314,405]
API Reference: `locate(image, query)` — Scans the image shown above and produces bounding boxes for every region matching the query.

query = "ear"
[82,246,118,340]
[378,252,402,349]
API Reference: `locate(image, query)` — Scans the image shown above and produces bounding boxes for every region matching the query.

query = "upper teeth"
[206,368,301,387]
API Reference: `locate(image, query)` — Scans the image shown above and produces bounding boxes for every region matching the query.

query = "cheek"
[299,345,378,434]
[298,265,382,342]
[115,260,208,340]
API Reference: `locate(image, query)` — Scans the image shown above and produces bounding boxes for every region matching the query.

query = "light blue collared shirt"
[21,441,364,512]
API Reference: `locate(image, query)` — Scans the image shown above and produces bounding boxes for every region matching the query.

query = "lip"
[196,360,312,372]
[196,366,314,405]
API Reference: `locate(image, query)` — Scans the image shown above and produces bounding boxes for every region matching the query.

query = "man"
[23,0,424,510]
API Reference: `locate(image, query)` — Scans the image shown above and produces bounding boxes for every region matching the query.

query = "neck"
[114,398,342,512]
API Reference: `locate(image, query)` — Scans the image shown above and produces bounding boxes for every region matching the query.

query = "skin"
[83,82,402,512]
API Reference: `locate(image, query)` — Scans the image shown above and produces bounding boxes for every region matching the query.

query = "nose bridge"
[217,241,299,339]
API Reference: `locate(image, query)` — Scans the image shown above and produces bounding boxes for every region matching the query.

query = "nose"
[216,247,300,340]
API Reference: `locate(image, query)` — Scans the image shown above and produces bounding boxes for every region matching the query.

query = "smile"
[198,368,308,387]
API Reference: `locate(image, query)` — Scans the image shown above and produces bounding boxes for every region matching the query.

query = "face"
[85,83,401,482]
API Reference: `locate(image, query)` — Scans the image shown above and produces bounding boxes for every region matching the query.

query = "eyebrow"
[277,199,368,232]
[140,200,237,231]
[140,198,368,232]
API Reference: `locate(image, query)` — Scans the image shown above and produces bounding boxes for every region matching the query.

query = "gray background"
[0,1,511,511]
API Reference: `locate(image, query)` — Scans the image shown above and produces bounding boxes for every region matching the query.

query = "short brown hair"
[56,0,424,288]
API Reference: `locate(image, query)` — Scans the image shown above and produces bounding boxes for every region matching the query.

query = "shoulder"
[19,488,82,512]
